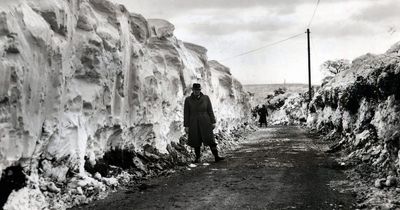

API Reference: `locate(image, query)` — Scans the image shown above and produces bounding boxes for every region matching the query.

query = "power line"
[307,0,320,28]
[220,1,320,62]
[222,32,305,61]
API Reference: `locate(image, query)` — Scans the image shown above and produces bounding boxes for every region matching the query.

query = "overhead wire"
[308,0,321,74]
[307,0,320,28]
[221,32,305,61]
[220,0,321,61]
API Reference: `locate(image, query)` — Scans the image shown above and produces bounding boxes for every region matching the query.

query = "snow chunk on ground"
[3,187,48,210]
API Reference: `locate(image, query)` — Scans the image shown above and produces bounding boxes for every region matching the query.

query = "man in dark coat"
[184,83,224,163]
[258,104,268,127]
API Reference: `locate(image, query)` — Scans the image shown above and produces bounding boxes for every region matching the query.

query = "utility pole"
[307,28,312,102]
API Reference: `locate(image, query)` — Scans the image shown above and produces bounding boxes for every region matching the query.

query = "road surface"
[72,126,355,209]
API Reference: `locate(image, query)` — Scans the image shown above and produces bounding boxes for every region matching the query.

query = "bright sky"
[112,0,399,85]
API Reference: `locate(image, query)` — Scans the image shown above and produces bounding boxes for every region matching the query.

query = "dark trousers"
[194,145,219,159]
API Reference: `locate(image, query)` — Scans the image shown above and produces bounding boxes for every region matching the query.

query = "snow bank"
[307,42,400,189]
[0,0,250,208]
[254,88,309,126]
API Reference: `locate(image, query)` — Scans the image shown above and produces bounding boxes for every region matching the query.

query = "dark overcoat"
[258,107,268,123]
[184,93,216,147]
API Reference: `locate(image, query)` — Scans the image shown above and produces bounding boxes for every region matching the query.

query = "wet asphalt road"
[72,126,355,210]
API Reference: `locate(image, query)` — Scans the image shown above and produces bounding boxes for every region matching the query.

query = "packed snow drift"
[0,0,250,209]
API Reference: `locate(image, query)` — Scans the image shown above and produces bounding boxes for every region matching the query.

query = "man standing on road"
[184,83,224,163]
[258,104,268,127]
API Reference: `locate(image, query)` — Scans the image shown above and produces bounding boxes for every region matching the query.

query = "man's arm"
[184,98,190,132]
[206,96,216,125]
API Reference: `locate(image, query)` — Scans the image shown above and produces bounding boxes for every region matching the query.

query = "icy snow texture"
[268,93,308,125]
[307,42,400,175]
[0,0,250,202]
[3,187,48,210]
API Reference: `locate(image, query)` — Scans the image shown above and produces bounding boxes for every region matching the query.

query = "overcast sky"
[112,0,399,84]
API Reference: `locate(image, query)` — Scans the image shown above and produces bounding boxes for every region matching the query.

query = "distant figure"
[184,83,224,163]
[257,105,268,127]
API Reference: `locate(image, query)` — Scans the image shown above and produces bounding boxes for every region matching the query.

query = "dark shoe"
[215,156,225,162]
[193,147,201,163]
[210,146,224,162]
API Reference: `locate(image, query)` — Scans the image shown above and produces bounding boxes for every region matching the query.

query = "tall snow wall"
[0,0,250,197]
